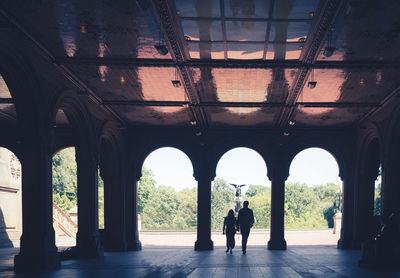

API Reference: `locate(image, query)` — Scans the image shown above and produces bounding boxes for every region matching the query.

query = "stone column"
[14,138,60,272]
[74,148,103,258]
[338,169,355,249]
[268,168,287,250]
[194,152,214,251]
[103,165,127,251]
[352,174,376,249]
[125,169,141,251]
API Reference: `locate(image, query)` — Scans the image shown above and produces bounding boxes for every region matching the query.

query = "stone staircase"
[53,203,77,238]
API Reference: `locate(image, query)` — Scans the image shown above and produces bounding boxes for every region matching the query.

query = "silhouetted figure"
[237,201,254,254]
[223,209,237,254]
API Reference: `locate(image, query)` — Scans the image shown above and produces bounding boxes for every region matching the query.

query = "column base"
[14,250,60,272]
[127,240,142,251]
[337,238,353,249]
[194,239,214,251]
[268,239,287,250]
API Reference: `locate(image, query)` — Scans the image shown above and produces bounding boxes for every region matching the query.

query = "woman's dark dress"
[223,216,237,249]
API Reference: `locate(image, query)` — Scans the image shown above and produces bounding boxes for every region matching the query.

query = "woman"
[223,209,237,254]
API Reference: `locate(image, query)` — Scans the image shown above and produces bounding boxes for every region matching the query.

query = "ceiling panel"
[294,107,371,126]
[112,105,191,126]
[226,21,267,42]
[188,42,225,59]
[224,0,271,18]
[0,104,17,124]
[270,22,310,42]
[175,0,220,17]
[206,107,278,127]
[227,43,264,59]
[68,65,186,101]
[192,68,296,103]
[181,20,222,41]
[273,0,320,19]
[3,0,171,59]
[298,69,400,103]
[266,43,303,60]
[317,0,400,61]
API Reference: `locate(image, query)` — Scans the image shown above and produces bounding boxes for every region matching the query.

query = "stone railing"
[53,203,77,238]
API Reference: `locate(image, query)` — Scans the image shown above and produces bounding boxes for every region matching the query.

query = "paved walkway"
[140,229,340,247]
[0,246,399,277]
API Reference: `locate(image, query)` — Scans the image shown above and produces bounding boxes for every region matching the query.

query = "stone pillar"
[268,168,287,250]
[352,174,376,249]
[338,169,355,249]
[14,138,60,272]
[74,148,103,258]
[103,167,127,251]
[194,151,214,251]
[125,170,141,251]
[333,212,342,234]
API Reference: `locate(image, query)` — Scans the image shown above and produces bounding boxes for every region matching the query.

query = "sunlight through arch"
[138,147,197,246]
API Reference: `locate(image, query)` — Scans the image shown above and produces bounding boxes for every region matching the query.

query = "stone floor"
[0,245,399,277]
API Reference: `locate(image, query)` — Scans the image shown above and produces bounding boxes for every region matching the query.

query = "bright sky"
[143,147,341,192]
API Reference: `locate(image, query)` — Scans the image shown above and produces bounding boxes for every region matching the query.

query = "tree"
[141,185,179,229]
[248,188,271,228]
[211,178,235,230]
[52,147,77,213]
[176,188,197,229]
[138,167,156,214]
[245,185,268,198]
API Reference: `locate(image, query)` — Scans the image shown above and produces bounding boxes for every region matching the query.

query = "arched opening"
[52,147,78,247]
[286,147,341,246]
[213,147,269,247]
[0,147,21,247]
[0,74,17,125]
[137,147,197,246]
[374,164,382,216]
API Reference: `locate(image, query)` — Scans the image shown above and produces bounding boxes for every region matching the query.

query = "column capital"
[267,167,289,181]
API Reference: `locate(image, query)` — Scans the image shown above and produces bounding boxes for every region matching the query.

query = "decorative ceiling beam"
[55,57,400,69]
[275,0,345,127]
[102,100,380,108]
[0,98,13,103]
[0,7,124,125]
[358,84,400,124]
[150,0,208,129]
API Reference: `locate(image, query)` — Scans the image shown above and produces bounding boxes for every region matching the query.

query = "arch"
[285,137,347,181]
[213,145,271,182]
[288,147,340,185]
[0,146,22,247]
[136,145,196,180]
[0,45,41,127]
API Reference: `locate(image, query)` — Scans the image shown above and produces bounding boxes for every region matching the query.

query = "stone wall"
[0,147,21,247]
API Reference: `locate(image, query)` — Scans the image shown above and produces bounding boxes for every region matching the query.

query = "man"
[237,200,254,254]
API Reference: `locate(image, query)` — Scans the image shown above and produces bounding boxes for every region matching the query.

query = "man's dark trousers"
[241,226,251,252]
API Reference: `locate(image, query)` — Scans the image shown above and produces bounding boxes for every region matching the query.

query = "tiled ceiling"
[1,0,400,129]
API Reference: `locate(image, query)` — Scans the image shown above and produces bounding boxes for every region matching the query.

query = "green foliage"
[211,178,235,230]
[138,167,156,214]
[285,182,340,229]
[52,147,104,229]
[245,185,268,198]
[52,151,342,232]
[374,183,381,216]
[248,187,271,228]
[52,148,77,213]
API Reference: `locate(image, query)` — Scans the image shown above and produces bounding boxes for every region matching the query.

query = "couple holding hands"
[222,201,254,254]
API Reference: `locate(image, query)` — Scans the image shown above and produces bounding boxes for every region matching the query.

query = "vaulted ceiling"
[1,0,399,130]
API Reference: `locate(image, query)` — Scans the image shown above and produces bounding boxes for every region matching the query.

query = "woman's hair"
[227,209,235,218]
